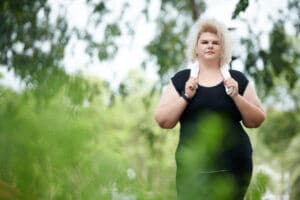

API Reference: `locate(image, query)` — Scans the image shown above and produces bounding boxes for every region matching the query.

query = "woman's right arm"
[154,82,188,129]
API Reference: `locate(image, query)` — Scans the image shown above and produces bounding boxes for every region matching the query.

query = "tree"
[1,0,300,198]
[0,0,68,87]
[1,0,299,97]
[0,0,100,104]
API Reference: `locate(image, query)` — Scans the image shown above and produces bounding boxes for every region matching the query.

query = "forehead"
[199,32,219,40]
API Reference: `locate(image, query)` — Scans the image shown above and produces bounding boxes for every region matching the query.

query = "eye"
[212,41,220,45]
[201,41,208,44]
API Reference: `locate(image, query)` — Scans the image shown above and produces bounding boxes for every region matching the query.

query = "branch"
[190,0,199,21]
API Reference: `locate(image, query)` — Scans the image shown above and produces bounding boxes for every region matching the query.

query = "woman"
[154,18,265,200]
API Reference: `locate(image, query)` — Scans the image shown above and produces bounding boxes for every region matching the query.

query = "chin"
[204,55,218,60]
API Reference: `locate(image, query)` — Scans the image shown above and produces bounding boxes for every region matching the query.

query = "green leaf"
[232,0,249,19]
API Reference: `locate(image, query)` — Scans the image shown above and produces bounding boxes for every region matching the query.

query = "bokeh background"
[0,0,299,199]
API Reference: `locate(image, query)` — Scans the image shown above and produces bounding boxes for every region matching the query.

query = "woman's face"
[196,32,222,62]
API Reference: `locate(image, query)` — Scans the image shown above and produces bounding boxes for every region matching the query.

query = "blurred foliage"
[0,0,106,104]
[255,106,300,199]
[176,114,238,200]
[88,0,300,96]
[287,136,300,200]
[245,171,271,200]
[0,0,69,92]
[1,0,299,96]
[0,76,178,199]
[146,0,206,84]
[1,68,299,198]
[232,0,249,19]
[0,0,300,199]
[259,110,299,153]
[242,21,300,98]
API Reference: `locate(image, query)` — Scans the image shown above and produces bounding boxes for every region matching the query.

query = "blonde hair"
[186,18,232,66]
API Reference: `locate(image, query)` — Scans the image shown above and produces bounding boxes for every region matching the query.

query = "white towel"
[220,65,233,95]
[188,61,199,78]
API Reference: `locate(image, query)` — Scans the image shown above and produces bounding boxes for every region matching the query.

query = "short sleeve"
[229,69,249,95]
[171,69,190,95]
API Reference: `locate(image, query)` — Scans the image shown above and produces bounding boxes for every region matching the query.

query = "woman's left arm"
[224,79,266,128]
[232,83,266,128]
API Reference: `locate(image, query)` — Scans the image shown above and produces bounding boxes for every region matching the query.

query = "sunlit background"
[0,0,299,199]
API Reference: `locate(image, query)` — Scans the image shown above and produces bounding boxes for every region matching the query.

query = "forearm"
[155,96,188,129]
[232,94,265,128]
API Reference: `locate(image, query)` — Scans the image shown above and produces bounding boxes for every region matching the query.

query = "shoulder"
[171,69,190,94]
[229,69,249,95]
[173,69,190,79]
[229,69,249,82]
[171,69,190,84]
[229,69,247,78]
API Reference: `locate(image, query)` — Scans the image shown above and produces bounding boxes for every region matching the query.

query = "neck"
[197,59,220,72]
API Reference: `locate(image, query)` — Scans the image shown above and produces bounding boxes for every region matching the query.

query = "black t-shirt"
[171,69,252,171]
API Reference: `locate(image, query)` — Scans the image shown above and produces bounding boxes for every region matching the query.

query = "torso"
[171,68,252,171]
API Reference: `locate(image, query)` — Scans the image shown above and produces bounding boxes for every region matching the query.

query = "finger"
[188,85,196,91]
[189,85,195,91]
[226,85,235,92]
[193,78,198,84]
[224,81,234,87]
[194,84,198,89]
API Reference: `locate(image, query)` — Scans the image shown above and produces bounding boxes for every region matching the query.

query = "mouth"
[206,51,214,54]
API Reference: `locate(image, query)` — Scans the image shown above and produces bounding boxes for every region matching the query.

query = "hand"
[223,77,239,98]
[184,77,198,98]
